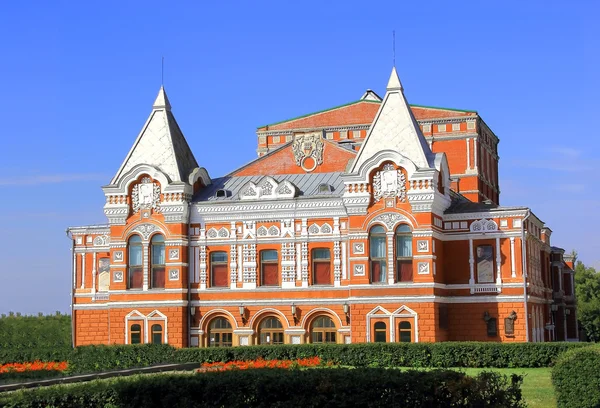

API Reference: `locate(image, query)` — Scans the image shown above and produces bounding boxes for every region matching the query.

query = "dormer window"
[318,184,333,194]
[215,189,228,198]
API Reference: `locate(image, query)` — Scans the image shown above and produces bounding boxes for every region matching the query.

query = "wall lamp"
[565,309,571,316]
[291,304,299,325]
[343,302,350,324]
[239,305,247,324]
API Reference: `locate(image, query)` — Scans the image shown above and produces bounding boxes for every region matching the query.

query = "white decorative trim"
[292,132,324,172]
[352,242,365,255]
[417,262,430,275]
[168,269,179,281]
[113,270,124,282]
[470,218,498,233]
[416,240,429,252]
[168,249,180,260]
[131,224,164,240]
[373,164,407,203]
[370,212,413,231]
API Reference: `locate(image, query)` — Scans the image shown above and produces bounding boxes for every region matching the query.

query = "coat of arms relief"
[131,177,161,213]
[373,164,407,203]
[292,132,324,172]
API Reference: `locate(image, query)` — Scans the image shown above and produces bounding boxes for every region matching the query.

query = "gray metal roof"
[193,172,345,202]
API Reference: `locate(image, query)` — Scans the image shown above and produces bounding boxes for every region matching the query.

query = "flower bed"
[198,356,322,372]
[0,361,68,383]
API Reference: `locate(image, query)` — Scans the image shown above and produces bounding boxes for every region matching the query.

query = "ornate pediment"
[373,164,406,203]
[292,132,324,172]
[132,177,161,213]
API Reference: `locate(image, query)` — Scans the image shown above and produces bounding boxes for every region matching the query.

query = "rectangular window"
[370,235,387,283]
[396,235,413,282]
[422,124,431,132]
[452,123,461,131]
[261,250,279,286]
[438,124,446,132]
[476,245,494,283]
[211,252,228,287]
[312,248,331,285]
[352,130,360,139]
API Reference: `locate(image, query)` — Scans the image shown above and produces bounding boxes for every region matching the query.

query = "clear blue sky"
[0,1,598,314]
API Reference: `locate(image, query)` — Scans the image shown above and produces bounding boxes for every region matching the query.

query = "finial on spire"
[386,66,403,91]
[393,30,396,68]
[161,56,164,86]
[153,86,171,111]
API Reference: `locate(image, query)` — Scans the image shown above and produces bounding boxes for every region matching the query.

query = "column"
[142,243,149,291]
[91,252,97,294]
[333,241,341,287]
[473,139,479,171]
[466,138,471,170]
[81,253,86,289]
[510,237,516,278]
[495,237,502,285]
[469,238,475,293]
[387,231,395,284]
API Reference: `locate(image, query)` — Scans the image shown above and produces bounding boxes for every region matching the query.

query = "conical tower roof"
[350,67,433,172]
[111,87,198,184]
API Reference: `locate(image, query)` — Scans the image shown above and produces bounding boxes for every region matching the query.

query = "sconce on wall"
[239,305,247,324]
[565,309,571,316]
[343,302,350,324]
[551,304,559,312]
[291,304,299,325]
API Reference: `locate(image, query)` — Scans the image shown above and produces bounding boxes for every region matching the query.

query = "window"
[210,252,228,287]
[398,321,412,342]
[374,321,387,342]
[312,248,331,285]
[476,245,494,283]
[151,324,163,344]
[208,317,232,347]
[259,317,284,345]
[150,235,165,289]
[260,250,279,286]
[128,235,143,289]
[370,226,387,283]
[130,323,142,344]
[395,225,413,282]
[311,316,336,343]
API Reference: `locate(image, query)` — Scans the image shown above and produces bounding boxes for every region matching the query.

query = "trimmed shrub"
[0,368,526,408]
[552,344,600,408]
[67,344,177,374]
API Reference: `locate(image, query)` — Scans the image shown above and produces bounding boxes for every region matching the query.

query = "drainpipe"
[521,210,531,342]
[65,228,75,348]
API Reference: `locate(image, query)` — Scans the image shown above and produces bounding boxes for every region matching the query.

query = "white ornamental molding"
[131,224,161,240]
[292,132,324,172]
[373,164,406,203]
[371,213,412,231]
[131,177,161,214]
[307,223,333,235]
[93,235,110,247]
[207,227,230,239]
[469,218,499,233]
[239,177,297,200]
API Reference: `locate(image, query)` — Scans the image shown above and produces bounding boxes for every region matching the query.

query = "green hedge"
[0,313,72,364]
[175,342,589,368]
[0,368,526,408]
[67,344,176,374]
[552,344,600,408]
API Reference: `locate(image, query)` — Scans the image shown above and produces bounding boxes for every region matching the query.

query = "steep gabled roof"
[111,87,198,184]
[350,68,434,172]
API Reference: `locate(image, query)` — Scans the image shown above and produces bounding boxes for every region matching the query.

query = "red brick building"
[67,68,577,347]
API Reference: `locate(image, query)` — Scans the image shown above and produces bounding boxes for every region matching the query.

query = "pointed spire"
[152,86,171,111]
[386,67,403,91]
[350,67,432,172]
[111,87,198,185]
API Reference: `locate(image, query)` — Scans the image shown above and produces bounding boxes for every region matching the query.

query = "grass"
[456,368,554,408]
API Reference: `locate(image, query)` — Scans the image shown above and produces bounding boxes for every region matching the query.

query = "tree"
[574,260,600,342]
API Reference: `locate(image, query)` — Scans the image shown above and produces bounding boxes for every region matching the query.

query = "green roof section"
[257,100,478,130]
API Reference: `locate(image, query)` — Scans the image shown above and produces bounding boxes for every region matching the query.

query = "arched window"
[150,235,165,289]
[208,317,233,347]
[398,321,412,343]
[259,317,284,345]
[395,225,413,282]
[374,321,387,343]
[130,323,142,344]
[210,252,228,287]
[312,248,331,285]
[128,235,143,289]
[369,226,387,283]
[260,250,279,286]
[151,324,163,344]
[311,316,336,343]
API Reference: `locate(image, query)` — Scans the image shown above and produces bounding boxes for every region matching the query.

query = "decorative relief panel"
[239,178,296,200]
[132,177,161,214]
[352,242,365,255]
[470,218,499,233]
[373,164,406,203]
[371,213,411,231]
[333,241,341,282]
[131,224,160,240]
[169,249,179,260]
[113,251,124,262]
[113,271,124,282]
[169,269,179,281]
[243,244,257,283]
[353,264,365,276]
[292,132,324,172]
[281,242,296,283]
[417,240,429,253]
[417,262,430,275]
[93,235,109,246]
